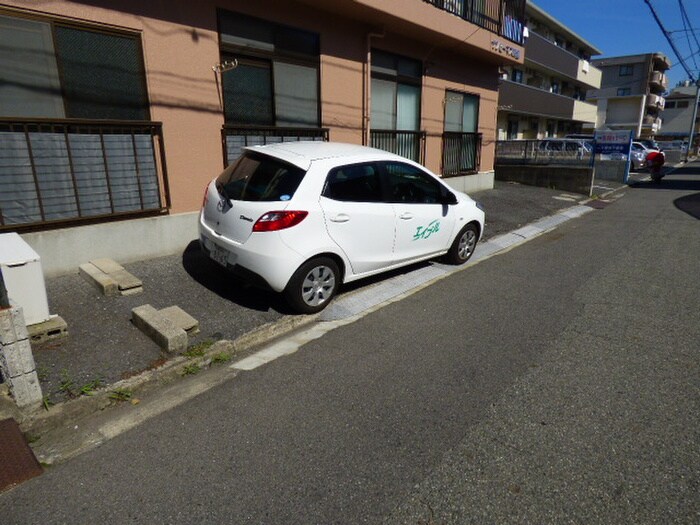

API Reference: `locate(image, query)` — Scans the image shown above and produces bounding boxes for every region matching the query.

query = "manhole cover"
[0,418,43,493]
[586,199,610,209]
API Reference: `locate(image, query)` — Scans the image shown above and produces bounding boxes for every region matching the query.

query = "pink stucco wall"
[1,0,517,216]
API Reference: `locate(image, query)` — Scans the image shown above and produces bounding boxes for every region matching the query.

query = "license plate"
[210,243,229,267]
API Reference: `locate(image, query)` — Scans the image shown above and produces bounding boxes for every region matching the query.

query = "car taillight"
[253,211,308,232]
[202,184,210,208]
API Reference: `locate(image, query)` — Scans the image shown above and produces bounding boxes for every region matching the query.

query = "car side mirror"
[440,190,458,205]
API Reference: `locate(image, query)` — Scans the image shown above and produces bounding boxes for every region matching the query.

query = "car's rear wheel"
[444,223,478,265]
[284,257,339,314]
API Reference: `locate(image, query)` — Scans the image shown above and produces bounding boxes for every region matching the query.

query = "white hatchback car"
[199,142,485,313]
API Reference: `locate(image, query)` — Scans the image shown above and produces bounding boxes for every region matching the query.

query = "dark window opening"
[216,152,306,202]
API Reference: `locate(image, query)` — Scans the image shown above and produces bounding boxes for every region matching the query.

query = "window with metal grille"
[0,12,161,229]
[218,10,320,128]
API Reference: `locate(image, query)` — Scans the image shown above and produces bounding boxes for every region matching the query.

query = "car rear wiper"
[216,181,232,206]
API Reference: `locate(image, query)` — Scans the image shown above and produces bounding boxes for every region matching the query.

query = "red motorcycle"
[646,150,665,183]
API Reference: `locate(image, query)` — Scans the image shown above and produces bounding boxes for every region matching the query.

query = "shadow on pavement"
[630,179,700,192]
[181,240,289,314]
[674,193,700,220]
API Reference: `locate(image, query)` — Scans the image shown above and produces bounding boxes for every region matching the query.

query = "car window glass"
[215,152,305,202]
[382,162,441,204]
[323,163,381,202]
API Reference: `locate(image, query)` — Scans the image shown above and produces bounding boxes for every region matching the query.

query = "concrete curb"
[8,313,318,448]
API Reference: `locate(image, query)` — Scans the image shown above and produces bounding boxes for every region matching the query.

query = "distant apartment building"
[497,1,602,140]
[657,82,700,144]
[586,53,671,138]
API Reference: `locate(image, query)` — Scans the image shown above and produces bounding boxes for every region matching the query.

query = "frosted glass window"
[444,91,479,133]
[371,79,396,129]
[397,84,420,131]
[273,62,318,127]
[0,15,64,118]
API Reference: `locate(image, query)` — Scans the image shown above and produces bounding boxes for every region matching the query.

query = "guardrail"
[0,118,169,231]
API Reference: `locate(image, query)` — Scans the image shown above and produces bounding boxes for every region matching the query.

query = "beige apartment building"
[0,0,526,274]
[586,53,672,138]
[497,1,602,139]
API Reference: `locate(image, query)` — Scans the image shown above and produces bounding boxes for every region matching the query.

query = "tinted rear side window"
[215,152,305,201]
[323,163,382,202]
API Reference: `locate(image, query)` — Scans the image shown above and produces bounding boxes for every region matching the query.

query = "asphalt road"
[2,166,699,524]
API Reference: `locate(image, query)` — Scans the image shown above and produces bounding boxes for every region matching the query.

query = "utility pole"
[686,80,700,162]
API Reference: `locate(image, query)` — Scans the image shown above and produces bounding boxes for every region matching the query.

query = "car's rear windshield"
[215,152,306,202]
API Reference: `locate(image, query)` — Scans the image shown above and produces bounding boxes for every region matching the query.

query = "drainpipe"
[364,29,385,146]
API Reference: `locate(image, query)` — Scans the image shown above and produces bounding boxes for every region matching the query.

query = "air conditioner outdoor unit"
[0,233,51,326]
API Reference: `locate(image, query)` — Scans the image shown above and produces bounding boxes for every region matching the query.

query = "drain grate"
[0,418,43,493]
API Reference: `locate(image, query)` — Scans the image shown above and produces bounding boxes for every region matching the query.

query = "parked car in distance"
[635,138,660,151]
[630,141,653,170]
[199,142,485,313]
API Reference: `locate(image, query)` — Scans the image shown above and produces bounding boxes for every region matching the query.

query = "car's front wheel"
[444,223,479,265]
[284,257,340,314]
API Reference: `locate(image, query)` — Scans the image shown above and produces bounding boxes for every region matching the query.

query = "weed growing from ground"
[184,340,214,359]
[181,363,201,376]
[79,377,105,396]
[108,388,133,402]
[211,352,232,364]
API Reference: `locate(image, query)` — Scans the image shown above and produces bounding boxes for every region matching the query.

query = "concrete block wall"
[0,305,43,408]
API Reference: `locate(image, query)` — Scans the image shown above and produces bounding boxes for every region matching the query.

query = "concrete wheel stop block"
[79,258,143,296]
[131,304,199,353]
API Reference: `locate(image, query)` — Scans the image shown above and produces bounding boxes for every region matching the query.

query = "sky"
[530,0,700,89]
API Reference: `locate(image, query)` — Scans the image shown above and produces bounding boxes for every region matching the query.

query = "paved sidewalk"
[3,172,645,414]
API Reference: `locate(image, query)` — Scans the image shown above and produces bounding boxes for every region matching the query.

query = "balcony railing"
[423,0,526,44]
[0,118,169,231]
[370,130,426,163]
[222,125,329,165]
[442,132,482,176]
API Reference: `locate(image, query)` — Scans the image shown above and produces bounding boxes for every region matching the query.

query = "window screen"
[54,26,148,120]
[222,59,274,126]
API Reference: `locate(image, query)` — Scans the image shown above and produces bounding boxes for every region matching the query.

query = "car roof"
[243,141,407,170]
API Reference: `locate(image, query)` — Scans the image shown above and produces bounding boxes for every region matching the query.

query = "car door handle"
[330,214,350,223]
[399,212,414,220]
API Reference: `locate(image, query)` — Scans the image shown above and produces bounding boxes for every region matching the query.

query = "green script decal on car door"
[413,220,440,241]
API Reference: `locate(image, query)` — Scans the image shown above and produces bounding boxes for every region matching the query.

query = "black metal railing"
[370,130,426,163]
[423,0,526,44]
[0,118,169,230]
[222,125,329,165]
[495,139,594,166]
[442,132,482,176]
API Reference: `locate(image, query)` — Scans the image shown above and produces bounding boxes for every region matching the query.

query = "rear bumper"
[198,214,303,292]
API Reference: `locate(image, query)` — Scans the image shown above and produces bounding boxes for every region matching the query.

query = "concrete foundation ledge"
[21,212,199,278]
